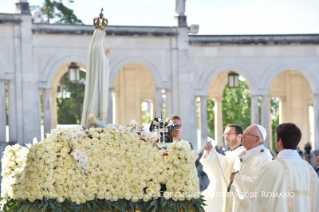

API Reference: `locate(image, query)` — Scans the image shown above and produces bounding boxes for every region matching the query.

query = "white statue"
[175,0,186,15]
[81,9,110,128]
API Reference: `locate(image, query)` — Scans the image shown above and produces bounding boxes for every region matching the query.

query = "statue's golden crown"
[93,8,108,31]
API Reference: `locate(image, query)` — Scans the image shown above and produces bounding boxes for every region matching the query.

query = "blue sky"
[1,0,319,35]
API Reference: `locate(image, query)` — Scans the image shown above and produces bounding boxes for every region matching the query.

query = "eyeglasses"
[243,131,259,138]
[222,133,237,137]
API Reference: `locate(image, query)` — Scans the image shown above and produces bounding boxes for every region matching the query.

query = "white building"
[0,0,319,154]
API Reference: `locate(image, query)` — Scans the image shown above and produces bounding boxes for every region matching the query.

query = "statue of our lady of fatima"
[81,8,110,128]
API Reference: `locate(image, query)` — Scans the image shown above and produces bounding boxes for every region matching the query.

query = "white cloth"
[81,29,109,128]
[231,145,273,212]
[277,149,301,160]
[250,156,319,212]
[200,146,245,212]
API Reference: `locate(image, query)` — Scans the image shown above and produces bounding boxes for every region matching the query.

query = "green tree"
[271,98,280,151]
[31,0,82,24]
[57,71,85,124]
[222,81,251,131]
[205,79,280,152]
[206,80,251,139]
[142,111,151,124]
[207,99,215,138]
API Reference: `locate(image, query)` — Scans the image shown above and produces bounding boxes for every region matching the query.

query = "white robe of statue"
[200,146,245,212]
[175,0,186,15]
[250,149,319,212]
[81,29,109,128]
[231,144,273,212]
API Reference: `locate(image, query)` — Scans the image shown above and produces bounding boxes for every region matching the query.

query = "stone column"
[261,94,270,149]
[313,94,319,150]
[213,97,224,148]
[43,88,52,137]
[0,81,6,143]
[251,94,259,125]
[156,88,163,117]
[107,87,114,124]
[8,81,17,142]
[199,96,208,149]
[51,90,58,129]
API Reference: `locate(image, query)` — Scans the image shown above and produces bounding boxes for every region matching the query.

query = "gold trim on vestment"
[278,159,293,212]
[278,159,314,212]
[307,163,314,212]
[291,190,310,195]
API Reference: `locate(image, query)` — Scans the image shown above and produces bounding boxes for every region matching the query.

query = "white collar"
[277,149,301,160]
[240,144,265,163]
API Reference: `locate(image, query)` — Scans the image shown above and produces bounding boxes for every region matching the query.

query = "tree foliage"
[31,0,83,24]
[57,71,85,124]
[206,81,252,139]
[271,98,280,151]
[222,81,251,130]
[206,80,280,152]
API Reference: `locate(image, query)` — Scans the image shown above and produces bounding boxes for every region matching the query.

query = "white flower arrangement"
[1,121,200,204]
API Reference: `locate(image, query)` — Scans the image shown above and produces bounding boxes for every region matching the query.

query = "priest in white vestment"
[250,123,319,212]
[200,124,245,212]
[81,10,110,128]
[228,124,273,212]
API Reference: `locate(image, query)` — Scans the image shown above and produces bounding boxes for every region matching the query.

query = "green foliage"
[205,79,280,152]
[142,111,151,124]
[206,99,215,139]
[0,197,205,212]
[222,81,251,131]
[57,71,85,124]
[31,0,82,24]
[271,98,280,152]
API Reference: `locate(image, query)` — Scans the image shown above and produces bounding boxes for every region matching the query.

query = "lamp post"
[68,62,80,82]
[228,71,239,88]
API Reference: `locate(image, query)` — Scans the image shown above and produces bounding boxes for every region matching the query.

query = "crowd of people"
[165,115,319,212]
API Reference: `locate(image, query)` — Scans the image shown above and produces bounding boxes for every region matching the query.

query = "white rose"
[141,194,149,202]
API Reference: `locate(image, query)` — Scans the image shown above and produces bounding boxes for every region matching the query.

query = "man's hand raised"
[203,141,212,159]
[204,141,213,153]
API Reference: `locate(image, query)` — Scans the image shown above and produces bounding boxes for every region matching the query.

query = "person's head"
[223,124,243,148]
[166,115,182,140]
[275,123,302,152]
[242,124,266,150]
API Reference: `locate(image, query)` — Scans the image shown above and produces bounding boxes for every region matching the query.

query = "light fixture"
[68,62,80,82]
[228,71,239,88]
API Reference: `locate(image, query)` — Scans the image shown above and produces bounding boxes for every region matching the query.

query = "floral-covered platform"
[0,121,205,211]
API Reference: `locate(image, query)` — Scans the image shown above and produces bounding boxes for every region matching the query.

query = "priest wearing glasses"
[200,124,246,212]
[201,124,272,212]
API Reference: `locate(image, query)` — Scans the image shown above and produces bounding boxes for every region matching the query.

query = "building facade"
[1,0,319,153]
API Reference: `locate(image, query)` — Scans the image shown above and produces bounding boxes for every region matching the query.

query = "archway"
[206,71,252,149]
[270,70,314,155]
[50,62,86,128]
[113,63,157,125]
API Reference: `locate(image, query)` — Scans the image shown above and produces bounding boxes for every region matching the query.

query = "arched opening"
[50,62,86,128]
[206,71,252,150]
[270,70,313,154]
[113,63,157,125]
[141,99,153,125]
